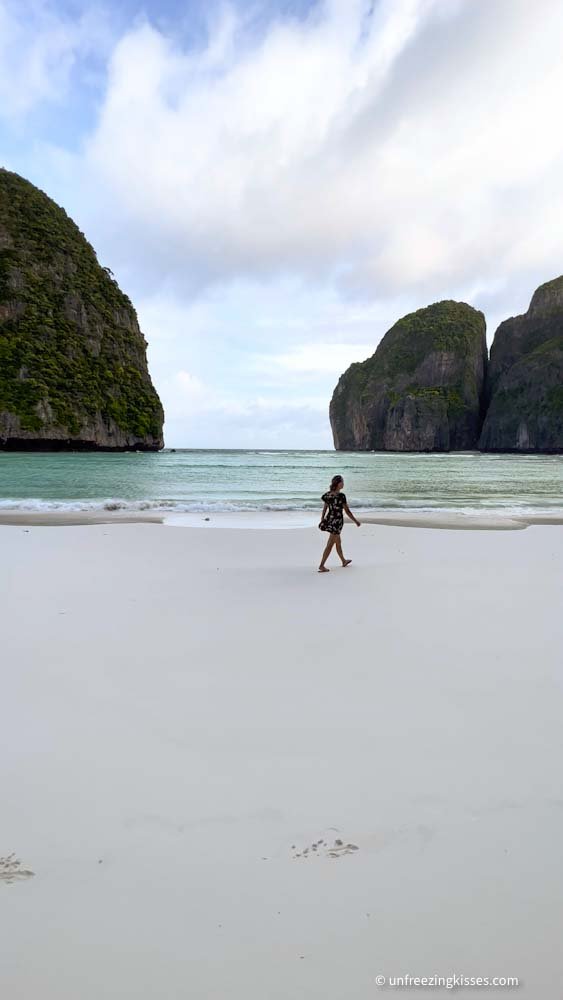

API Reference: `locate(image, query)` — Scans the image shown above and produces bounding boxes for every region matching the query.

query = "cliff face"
[0,169,164,450]
[330,301,487,451]
[479,277,563,453]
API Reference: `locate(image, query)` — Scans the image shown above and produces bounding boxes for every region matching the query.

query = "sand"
[1,517,562,998]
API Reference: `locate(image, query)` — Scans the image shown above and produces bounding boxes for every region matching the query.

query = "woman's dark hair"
[330,475,343,492]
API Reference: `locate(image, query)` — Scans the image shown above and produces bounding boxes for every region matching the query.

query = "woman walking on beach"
[318,475,360,573]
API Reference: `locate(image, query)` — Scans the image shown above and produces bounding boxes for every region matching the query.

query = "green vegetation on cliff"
[374,300,485,373]
[330,300,487,451]
[480,279,563,453]
[0,169,163,448]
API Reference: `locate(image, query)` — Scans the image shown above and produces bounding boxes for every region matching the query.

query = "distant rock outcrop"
[330,300,487,451]
[0,169,164,450]
[479,277,563,453]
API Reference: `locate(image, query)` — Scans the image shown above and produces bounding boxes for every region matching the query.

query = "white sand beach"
[2,517,562,998]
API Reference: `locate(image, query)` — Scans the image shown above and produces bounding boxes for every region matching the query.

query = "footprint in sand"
[291,836,359,860]
[0,854,35,884]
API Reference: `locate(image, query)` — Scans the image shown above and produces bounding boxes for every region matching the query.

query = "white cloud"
[69,0,563,304]
[161,368,328,448]
[134,281,394,446]
[5,0,563,446]
[168,369,326,419]
[167,370,209,416]
[252,343,372,376]
[0,0,111,119]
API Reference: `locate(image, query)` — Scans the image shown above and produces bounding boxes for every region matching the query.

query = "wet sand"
[1,508,563,529]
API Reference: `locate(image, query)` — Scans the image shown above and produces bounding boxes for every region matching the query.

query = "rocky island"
[330,301,488,451]
[479,277,563,452]
[0,169,164,450]
[331,282,563,453]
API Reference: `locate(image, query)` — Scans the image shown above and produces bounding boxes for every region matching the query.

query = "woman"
[318,475,360,573]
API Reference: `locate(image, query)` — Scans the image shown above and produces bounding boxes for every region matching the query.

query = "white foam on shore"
[1,496,563,519]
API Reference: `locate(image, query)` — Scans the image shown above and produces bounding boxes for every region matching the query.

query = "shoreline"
[1,508,563,529]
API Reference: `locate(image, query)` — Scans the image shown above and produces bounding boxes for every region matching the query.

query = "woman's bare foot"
[342,559,352,567]
[318,566,330,573]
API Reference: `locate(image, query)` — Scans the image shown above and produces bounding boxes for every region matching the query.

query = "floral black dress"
[320,491,347,535]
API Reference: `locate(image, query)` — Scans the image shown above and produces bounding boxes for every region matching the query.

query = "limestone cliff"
[0,169,164,450]
[330,301,487,451]
[479,277,563,453]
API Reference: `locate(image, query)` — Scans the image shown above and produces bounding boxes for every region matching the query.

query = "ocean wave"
[0,498,320,513]
[1,497,562,516]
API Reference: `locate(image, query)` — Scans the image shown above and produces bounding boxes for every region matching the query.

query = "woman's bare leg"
[335,535,352,567]
[319,534,336,571]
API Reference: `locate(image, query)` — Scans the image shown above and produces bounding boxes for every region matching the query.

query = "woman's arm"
[344,504,361,526]
[319,502,328,525]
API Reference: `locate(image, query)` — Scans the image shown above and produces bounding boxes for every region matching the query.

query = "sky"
[2,0,563,448]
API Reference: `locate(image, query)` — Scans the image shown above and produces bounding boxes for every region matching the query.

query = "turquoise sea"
[0,450,562,515]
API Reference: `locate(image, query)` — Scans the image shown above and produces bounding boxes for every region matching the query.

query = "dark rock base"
[0,438,162,452]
